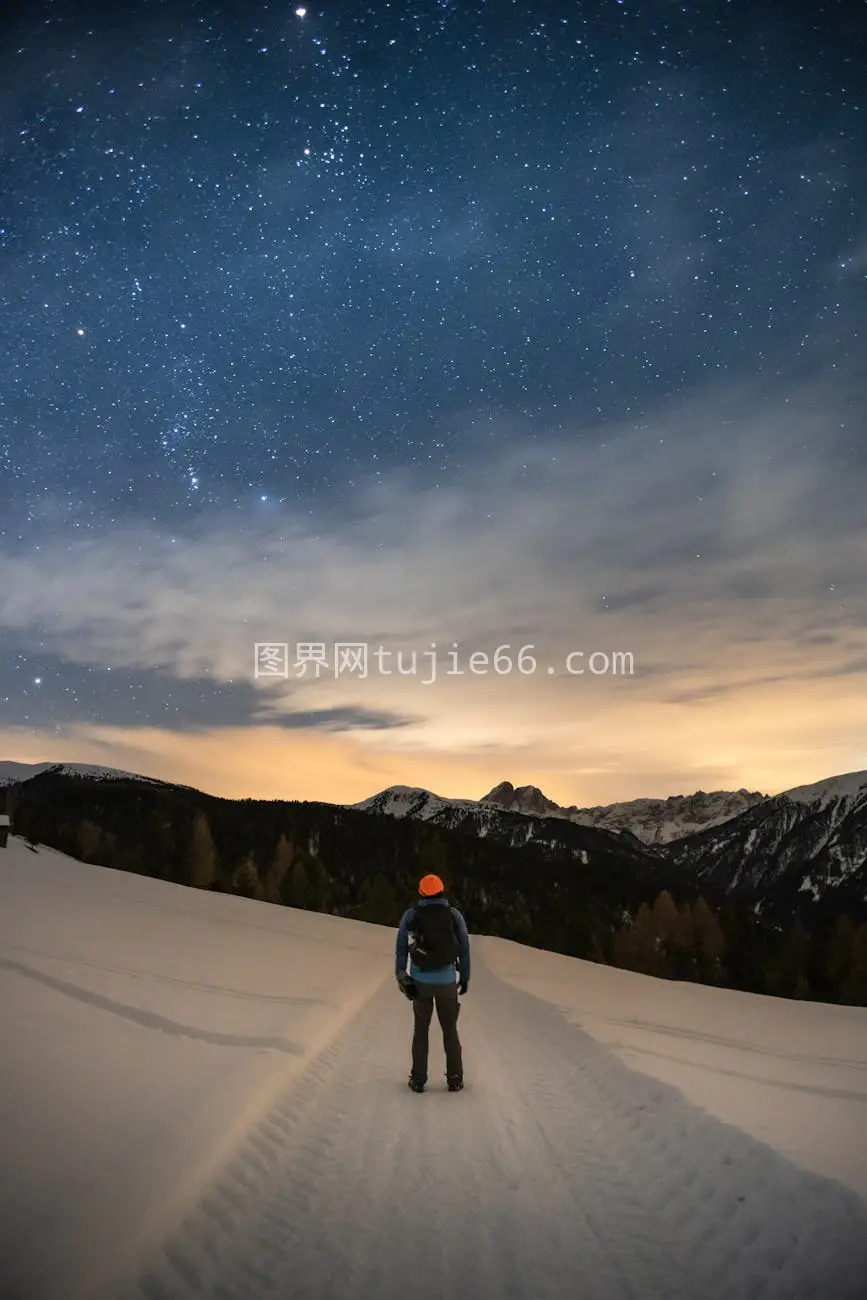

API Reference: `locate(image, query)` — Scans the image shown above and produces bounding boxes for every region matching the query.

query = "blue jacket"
[395,897,471,985]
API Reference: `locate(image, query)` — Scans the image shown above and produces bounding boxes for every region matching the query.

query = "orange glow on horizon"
[3,657,867,810]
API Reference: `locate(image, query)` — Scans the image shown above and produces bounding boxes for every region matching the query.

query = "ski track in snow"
[120,960,867,1300]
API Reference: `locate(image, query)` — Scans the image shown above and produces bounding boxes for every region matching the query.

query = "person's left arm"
[452,908,470,987]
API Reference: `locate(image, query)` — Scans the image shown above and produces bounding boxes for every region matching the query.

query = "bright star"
[295,7,306,16]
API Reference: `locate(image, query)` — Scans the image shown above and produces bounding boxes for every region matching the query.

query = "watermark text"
[254,642,634,685]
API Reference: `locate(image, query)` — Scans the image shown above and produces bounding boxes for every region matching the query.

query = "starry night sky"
[1,0,865,803]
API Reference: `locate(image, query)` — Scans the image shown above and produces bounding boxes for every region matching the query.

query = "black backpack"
[410,903,460,971]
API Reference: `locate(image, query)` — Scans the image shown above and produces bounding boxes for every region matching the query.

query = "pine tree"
[360,873,398,925]
[114,842,145,875]
[693,897,726,984]
[186,812,218,891]
[612,905,658,975]
[417,831,448,880]
[101,829,118,868]
[649,890,679,975]
[633,901,664,975]
[265,833,295,904]
[670,898,697,979]
[142,812,176,881]
[285,858,312,910]
[611,924,632,969]
[305,855,332,912]
[652,890,678,935]
[768,917,812,999]
[77,819,103,862]
[231,852,261,899]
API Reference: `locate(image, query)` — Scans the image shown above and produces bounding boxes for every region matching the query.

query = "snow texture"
[1,836,866,1300]
[781,770,867,806]
[0,760,168,786]
[352,784,483,820]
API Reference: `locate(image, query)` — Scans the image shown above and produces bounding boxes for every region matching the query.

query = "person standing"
[395,874,470,1092]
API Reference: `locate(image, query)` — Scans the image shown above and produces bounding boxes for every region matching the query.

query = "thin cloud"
[0,376,864,732]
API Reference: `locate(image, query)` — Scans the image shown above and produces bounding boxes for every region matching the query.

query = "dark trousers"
[411,981,462,1082]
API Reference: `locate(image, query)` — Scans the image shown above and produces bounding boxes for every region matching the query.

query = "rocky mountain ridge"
[355,772,867,915]
[359,778,770,846]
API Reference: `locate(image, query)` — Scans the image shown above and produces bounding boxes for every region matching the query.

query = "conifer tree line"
[3,775,866,1006]
[609,889,867,1004]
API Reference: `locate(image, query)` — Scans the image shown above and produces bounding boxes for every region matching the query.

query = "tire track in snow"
[479,971,867,1300]
[138,1014,378,1300]
[125,956,867,1300]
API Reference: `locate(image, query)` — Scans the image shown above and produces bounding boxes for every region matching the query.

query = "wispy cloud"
[1,373,865,755]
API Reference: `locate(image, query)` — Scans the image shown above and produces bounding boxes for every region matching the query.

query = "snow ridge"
[781,770,867,806]
[666,769,867,912]
[0,760,174,788]
[356,780,769,846]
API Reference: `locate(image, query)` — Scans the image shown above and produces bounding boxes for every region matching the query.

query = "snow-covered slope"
[565,788,769,843]
[353,783,483,821]
[666,769,867,913]
[2,835,867,1300]
[0,760,167,787]
[479,779,769,844]
[782,769,867,805]
[0,760,59,784]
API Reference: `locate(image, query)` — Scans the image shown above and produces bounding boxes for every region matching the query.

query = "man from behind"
[395,874,470,1092]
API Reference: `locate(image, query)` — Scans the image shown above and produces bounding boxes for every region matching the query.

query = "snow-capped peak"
[351,785,482,821]
[0,761,167,787]
[779,769,867,806]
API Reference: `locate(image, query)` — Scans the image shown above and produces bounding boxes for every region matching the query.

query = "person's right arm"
[395,909,413,979]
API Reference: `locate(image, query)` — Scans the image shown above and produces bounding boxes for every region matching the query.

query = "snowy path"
[123,957,867,1300]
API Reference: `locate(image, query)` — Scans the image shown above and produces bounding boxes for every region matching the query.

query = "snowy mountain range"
[354,772,867,914]
[478,779,769,844]
[351,783,663,877]
[665,769,867,916]
[3,760,866,914]
[354,779,769,846]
